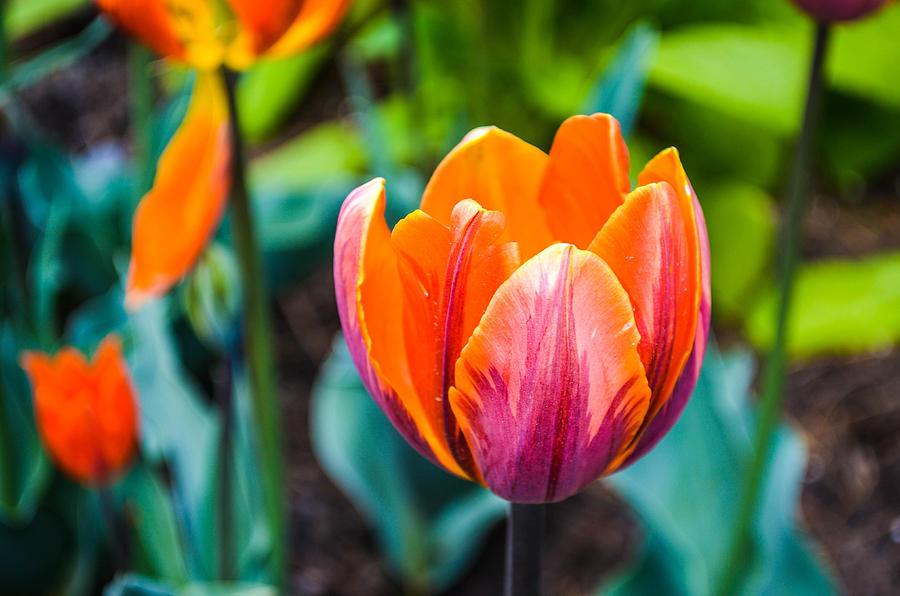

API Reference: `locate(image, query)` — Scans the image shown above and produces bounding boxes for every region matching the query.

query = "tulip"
[95,0,352,308]
[791,0,891,21]
[334,114,711,503]
[20,335,139,487]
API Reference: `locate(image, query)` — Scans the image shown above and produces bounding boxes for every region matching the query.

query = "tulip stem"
[216,353,235,581]
[127,43,154,197]
[505,503,545,596]
[715,22,830,596]
[221,67,286,586]
[98,489,130,574]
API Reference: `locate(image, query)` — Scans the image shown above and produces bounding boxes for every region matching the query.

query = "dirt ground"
[13,21,900,595]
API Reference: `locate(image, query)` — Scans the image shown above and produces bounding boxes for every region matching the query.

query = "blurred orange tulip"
[95,0,352,70]
[20,335,139,487]
[94,0,352,309]
[334,114,711,503]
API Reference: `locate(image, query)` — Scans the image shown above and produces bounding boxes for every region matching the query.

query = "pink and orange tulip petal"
[20,335,139,487]
[334,114,711,503]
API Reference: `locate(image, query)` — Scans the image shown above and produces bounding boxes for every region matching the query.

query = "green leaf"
[104,575,276,596]
[248,121,366,192]
[0,504,72,594]
[310,337,507,592]
[582,23,659,138]
[120,463,190,585]
[0,324,50,524]
[5,0,88,39]
[650,23,807,134]
[828,4,900,112]
[601,344,837,595]
[702,184,776,321]
[746,252,900,357]
[238,47,332,143]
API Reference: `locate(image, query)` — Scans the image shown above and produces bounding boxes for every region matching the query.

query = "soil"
[10,16,900,596]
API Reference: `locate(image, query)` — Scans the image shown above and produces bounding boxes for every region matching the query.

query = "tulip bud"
[792,0,890,22]
[182,243,241,349]
[20,335,139,487]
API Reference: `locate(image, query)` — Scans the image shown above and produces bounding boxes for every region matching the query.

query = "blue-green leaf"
[310,338,507,592]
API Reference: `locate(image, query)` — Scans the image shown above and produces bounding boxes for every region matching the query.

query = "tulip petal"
[266,0,352,57]
[622,150,711,464]
[21,336,138,486]
[450,244,651,502]
[419,126,553,260]
[333,179,469,478]
[538,114,631,249]
[96,0,186,59]
[587,176,702,436]
[226,0,301,54]
[126,72,231,310]
[391,200,519,477]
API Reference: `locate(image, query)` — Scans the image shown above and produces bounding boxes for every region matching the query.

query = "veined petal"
[266,0,352,57]
[419,127,553,260]
[538,114,631,249]
[126,71,231,310]
[392,200,519,478]
[226,0,301,55]
[333,179,468,478]
[587,178,702,433]
[450,244,651,503]
[96,0,186,59]
[622,150,711,465]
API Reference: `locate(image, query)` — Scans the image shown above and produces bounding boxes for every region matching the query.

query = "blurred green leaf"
[602,344,836,595]
[310,338,507,592]
[0,324,50,524]
[120,463,190,585]
[5,0,88,39]
[249,121,366,192]
[702,184,776,321]
[746,252,900,357]
[238,46,332,144]
[0,504,71,594]
[828,5,900,112]
[651,24,806,134]
[582,23,659,138]
[104,575,276,596]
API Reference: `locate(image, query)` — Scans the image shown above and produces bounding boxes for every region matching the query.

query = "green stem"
[505,503,545,596]
[715,22,830,596]
[127,43,154,198]
[217,355,235,581]
[220,67,286,586]
[99,489,130,574]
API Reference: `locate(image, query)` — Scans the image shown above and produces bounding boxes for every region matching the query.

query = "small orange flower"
[94,0,353,309]
[20,335,139,487]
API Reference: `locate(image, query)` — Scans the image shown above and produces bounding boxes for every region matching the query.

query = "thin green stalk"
[715,23,831,596]
[217,355,235,581]
[505,503,545,596]
[99,489,130,574]
[127,43,154,197]
[0,361,15,511]
[220,67,286,585]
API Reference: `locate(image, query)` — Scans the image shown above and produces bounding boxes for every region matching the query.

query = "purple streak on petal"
[450,245,650,502]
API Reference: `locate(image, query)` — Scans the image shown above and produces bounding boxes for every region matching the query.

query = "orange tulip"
[95,0,352,308]
[20,335,140,487]
[334,114,711,503]
[95,0,352,70]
